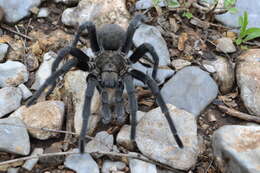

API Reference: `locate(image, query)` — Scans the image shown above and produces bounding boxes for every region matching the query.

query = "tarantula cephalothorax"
[26,14,183,153]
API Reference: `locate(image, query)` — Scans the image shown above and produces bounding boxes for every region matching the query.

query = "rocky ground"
[0,0,260,173]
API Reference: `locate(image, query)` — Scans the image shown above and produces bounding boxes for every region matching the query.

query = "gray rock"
[24,54,39,72]
[55,0,79,5]
[215,0,260,28]
[64,70,101,135]
[236,49,260,116]
[136,104,199,170]
[171,59,191,71]
[135,0,166,10]
[161,66,218,117]
[102,160,126,173]
[116,125,134,150]
[10,101,65,140]
[132,62,175,86]
[0,0,42,23]
[0,43,8,62]
[0,60,29,87]
[216,37,236,53]
[22,148,44,171]
[130,110,146,123]
[0,117,30,155]
[212,125,260,173]
[37,8,49,18]
[18,84,32,100]
[129,159,157,173]
[61,0,130,28]
[198,0,225,13]
[65,149,99,173]
[203,56,234,94]
[0,87,22,118]
[31,51,57,90]
[133,24,171,66]
[7,168,20,173]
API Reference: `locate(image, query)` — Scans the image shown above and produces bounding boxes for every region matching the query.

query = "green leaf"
[244,30,260,42]
[235,38,242,45]
[182,12,193,19]
[224,0,236,8]
[166,0,180,8]
[228,7,238,14]
[239,12,248,38]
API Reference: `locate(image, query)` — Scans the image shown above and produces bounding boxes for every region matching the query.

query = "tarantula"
[26,14,183,153]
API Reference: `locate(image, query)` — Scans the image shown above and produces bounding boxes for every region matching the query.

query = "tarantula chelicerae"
[26,14,183,153]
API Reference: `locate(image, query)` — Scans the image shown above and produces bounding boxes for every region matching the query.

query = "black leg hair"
[115,84,125,124]
[123,75,138,141]
[121,14,145,54]
[79,76,98,154]
[101,89,112,124]
[26,59,78,107]
[130,69,184,148]
[129,43,159,80]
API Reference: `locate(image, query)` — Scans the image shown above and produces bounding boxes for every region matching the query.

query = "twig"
[205,159,213,173]
[217,105,260,124]
[0,24,34,41]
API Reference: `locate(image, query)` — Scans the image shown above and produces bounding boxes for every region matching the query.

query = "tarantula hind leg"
[26,59,78,107]
[115,84,125,124]
[100,89,112,124]
[130,69,184,148]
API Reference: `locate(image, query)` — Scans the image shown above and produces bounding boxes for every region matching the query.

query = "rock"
[7,168,20,173]
[22,148,44,171]
[0,60,29,87]
[212,125,260,173]
[31,51,57,90]
[0,0,42,23]
[136,104,199,170]
[0,43,8,62]
[157,168,177,173]
[61,0,130,28]
[132,62,175,86]
[203,56,234,94]
[18,84,32,100]
[161,66,218,117]
[64,70,101,135]
[39,142,64,166]
[64,149,99,173]
[135,0,166,9]
[10,101,65,140]
[55,0,79,6]
[102,160,126,173]
[236,49,260,116]
[215,0,260,28]
[129,159,157,173]
[116,125,134,150]
[37,8,49,18]
[216,37,236,53]
[198,0,225,13]
[133,24,171,66]
[0,87,22,117]
[130,111,146,123]
[85,131,114,158]
[171,59,191,71]
[24,54,39,72]
[0,117,30,155]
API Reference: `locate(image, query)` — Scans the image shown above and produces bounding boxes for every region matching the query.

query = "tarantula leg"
[129,43,159,80]
[123,75,138,141]
[121,14,145,54]
[101,89,112,124]
[79,76,98,154]
[73,21,101,52]
[130,69,184,148]
[115,84,125,124]
[26,59,78,107]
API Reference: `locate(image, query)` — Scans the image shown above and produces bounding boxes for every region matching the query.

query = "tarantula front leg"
[130,69,184,148]
[79,75,98,154]
[129,43,159,80]
[115,84,125,124]
[100,89,112,124]
[26,58,79,106]
[123,75,138,141]
[121,14,145,54]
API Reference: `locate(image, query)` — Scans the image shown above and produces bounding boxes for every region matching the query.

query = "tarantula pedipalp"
[26,14,183,153]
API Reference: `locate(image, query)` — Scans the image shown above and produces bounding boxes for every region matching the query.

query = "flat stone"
[171,59,191,71]
[22,148,44,171]
[133,24,171,66]
[136,104,199,170]
[216,37,236,53]
[0,43,8,62]
[61,0,130,28]
[31,51,57,90]
[0,60,29,87]
[116,125,134,150]
[0,87,22,118]
[10,101,65,140]
[102,160,126,173]
[37,8,50,18]
[0,117,30,155]
[135,0,166,9]
[64,149,99,173]
[18,84,32,100]
[236,49,260,116]
[212,125,260,173]
[161,66,218,117]
[129,159,157,173]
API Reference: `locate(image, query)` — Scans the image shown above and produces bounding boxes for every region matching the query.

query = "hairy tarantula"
[26,14,183,153]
